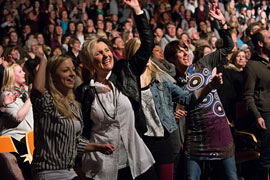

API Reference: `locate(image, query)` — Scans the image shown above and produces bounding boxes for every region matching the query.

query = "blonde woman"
[76,0,159,179]
[31,49,115,180]
[125,37,223,180]
[0,63,33,178]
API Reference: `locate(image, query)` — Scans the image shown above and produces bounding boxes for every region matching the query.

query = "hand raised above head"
[208,4,226,23]
[123,0,141,14]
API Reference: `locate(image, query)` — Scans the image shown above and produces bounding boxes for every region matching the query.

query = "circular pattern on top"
[186,73,205,91]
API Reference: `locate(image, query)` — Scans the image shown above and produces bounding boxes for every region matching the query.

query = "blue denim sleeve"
[169,80,197,106]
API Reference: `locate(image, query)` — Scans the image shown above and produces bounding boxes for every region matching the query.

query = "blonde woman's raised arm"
[32,46,47,96]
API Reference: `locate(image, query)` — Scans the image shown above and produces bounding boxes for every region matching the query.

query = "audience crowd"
[0,0,270,179]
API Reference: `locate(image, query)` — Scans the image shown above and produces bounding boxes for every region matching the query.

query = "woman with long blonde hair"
[125,37,223,180]
[31,47,115,180]
[0,63,33,178]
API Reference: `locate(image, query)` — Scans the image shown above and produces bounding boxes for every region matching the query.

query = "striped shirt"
[30,90,88,176]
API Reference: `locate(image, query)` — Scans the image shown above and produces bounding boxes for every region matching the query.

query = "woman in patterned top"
[30,47,115,180]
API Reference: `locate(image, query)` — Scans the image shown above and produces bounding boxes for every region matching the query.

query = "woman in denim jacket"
[125,37,223,180]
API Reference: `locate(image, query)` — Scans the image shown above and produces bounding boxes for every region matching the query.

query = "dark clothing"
[176,29,235,160]
[243,53,270,180]
[217,64,244,123]
[243,53,270,119]
[75,12,154,138]
[0,64,4,90]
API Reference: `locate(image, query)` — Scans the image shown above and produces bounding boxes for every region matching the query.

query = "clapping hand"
[3,93,16,107]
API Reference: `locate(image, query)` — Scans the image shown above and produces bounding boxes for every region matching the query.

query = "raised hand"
[208,4,226,24]
[209,73,223,89]
[123,0,141,14]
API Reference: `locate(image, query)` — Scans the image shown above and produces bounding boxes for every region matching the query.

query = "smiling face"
[175,46,191,69]
[54,58,76,94]
[92,42,114,76]
[14,65,25,87]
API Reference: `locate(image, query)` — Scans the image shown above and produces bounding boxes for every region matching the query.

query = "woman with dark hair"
[217,50,248,125]
[125,37,222,180]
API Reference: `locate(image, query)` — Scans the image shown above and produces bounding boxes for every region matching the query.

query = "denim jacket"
[149,73,197,133]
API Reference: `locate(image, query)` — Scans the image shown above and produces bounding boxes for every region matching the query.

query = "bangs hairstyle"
[1,63,20,92]
[46,54,79,119]
[125,38,175,83]
[80,36,112,78]
[164,40,187,63]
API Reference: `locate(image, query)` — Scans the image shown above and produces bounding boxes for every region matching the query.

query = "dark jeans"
[185,156,238,180]
[255,113,270,180]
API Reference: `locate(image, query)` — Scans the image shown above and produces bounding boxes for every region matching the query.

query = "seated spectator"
[0,63,33,179]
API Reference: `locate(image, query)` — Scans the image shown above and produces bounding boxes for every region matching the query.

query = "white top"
[82,79,155,180]
[141,88,164,137]
[0,87,33,142]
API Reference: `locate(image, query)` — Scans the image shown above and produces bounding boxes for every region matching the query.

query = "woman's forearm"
[33,55,47,95]
[16,98,32,122]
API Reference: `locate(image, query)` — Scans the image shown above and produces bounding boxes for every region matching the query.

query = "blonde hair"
[125,38,175,84]
[80,35,112,78]
[46,54,79,119]
[1,64,20,92]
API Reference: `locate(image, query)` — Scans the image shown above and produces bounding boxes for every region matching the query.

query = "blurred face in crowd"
[10,32,18,43]
[76,23,84,33]
[55,26,63,35]
[112,14,118,23]
[154,28,164,38]
[97,20,104,31]
[181,34,190,47]
[71,40,81,52]
[10,49,20,61]
[190,29,200,42]
[14,65,25,87]
[53,48,62,56]
[69,22,76,32]
[244,48,251,60]
[166,24,176,38]
[152,45,164,62]
[37,34,44,45]
[31,41,39,53]
[113,37,124,50]
[49,24,55,33]
[24,25,31,34]
[261,29,270,54]
[123,21,132,32]
[87,19,94,27]
[199,21,207,32]
[92,42,114,76]
[234,51,247,69]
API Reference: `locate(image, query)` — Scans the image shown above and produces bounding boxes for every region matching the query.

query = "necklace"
[94,87,118,119]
